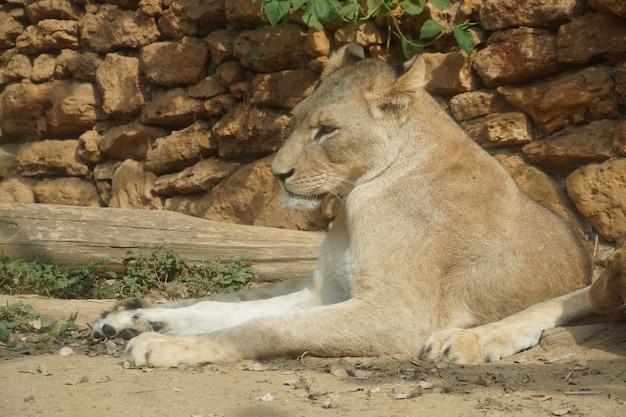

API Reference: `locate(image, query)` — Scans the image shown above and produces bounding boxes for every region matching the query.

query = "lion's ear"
[322,43,365,76]
[396,54,428,93]
[368,55,428,122]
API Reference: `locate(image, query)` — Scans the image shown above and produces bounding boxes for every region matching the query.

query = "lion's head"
[271,43,427,210]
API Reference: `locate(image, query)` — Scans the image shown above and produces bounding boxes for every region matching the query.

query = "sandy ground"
[1,295,625,417]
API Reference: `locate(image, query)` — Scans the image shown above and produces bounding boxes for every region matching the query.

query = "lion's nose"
[273,168,295,184]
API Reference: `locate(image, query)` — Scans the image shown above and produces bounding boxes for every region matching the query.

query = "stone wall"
[0,0,625,242]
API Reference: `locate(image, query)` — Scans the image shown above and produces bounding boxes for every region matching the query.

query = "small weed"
[0,301,77,342]
[0,245,257,300]
[0,255,118,299]
[255,0,477,57]
[119,244,257,298]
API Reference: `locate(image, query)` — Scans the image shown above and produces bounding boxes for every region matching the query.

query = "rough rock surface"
[25,0,83,22]
[589,0,626,16]
[557,12,626,64]
[140,88,204,126]
[521,120,617,170]
[77,130,102,164]
[109,159,163,210]
[0,11,24,49]
[566,158,626,242]
[34,177,101,207]
[157,0,227,38]
[614,122,626,155]
[153,158,239,195]
[0,144,20,179]
[100,122,167,161]
[498,67,618,133]
[140,37,208,86]
[423,52,479,95]
[146,122,217,173]
[30,54,55,82]
[16,140,89,177]
[473,27,559,87]
[78,4,159,53]
[206,29,238,65]
[213,104,292,158]
[16,19,79,53]
[479,0,584,30]
[462,112,533,148]
[233,24,307,72]
[1,82,52,136]
[449,91,509,121]
[96,53,144,119]
[249,69,318,109]
[0,177,36,203]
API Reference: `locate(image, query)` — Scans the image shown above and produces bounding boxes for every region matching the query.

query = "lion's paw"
[422,328,493,365]
[113,297,153,311]
[92,309,165,340]
[125,333,184,368]
[125,333,222,368]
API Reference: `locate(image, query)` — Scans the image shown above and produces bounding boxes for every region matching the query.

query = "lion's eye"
[314,124,338,141]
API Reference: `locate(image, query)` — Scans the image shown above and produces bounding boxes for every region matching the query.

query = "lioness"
[93,44,594,367]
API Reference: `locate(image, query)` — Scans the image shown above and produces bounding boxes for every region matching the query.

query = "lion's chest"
[314,225,353,305]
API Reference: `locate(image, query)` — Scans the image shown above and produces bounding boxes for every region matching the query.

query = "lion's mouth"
[283,190,327,211]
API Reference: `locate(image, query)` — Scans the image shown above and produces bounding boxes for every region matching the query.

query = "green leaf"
[264,0,290,26]
[419,19,443,39]
[324,0,342,22]
[453,26,475,55]
[429,0,450,10]
[366,0,384,15]
[0,327,10,342]
[310,0,331,20]
[401,37,423,58]
[339,2,361,20]
[399,0,424,15]
[302,10,325,31]
[292,0,306,10]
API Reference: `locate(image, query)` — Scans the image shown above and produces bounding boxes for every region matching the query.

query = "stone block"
[249,69,318,109]
[17,139,89,177]
[557,12,626,64]
[479,0,584,30]
[473,27,559,87]
[498,67,618,133]
[234,24,307,73]
[521,119,616,170]
[566,158,626,242]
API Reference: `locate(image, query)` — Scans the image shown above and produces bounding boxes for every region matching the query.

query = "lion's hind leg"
[589,242,626,320]
[422,287,593,364]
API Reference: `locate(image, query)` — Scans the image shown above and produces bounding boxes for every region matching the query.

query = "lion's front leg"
[422,287,593,364]
[92,287,318,340]
[123,299,426,368]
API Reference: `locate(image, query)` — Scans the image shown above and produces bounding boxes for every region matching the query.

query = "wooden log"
[0,203,324,281]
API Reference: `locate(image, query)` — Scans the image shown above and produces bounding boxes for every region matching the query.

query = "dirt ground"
[1,294,625,417]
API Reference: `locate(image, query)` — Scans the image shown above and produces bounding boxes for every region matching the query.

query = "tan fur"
[589,242,626,320]
[93,44,595,367]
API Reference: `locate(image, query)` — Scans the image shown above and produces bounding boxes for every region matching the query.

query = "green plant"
[119,244,257,298]
[0,246,257,300]
[173,257,258,296]
[0,254,116,299]
[254,0,476,57]
[0,301,77,342]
